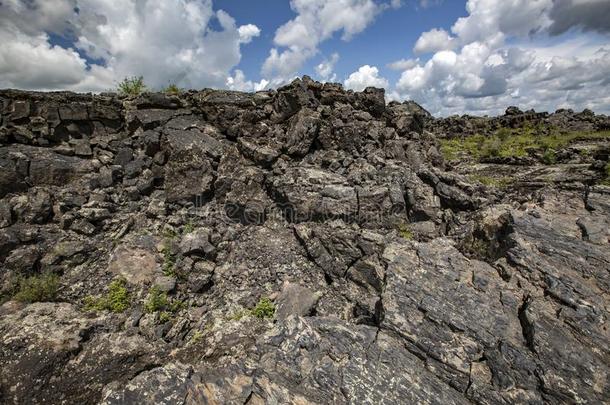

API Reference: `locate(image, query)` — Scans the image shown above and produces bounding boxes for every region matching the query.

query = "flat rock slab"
[107,246,162,285]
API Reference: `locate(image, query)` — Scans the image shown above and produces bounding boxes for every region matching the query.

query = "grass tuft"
[84,278,130,313]
[118,76,146,97]
[164,83,182,95]
[251,297,275,319]
[13,273,60,303]
[440,130,610,162]
[398,223,413,240]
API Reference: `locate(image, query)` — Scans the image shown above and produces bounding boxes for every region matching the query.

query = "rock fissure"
[0,81,608,404]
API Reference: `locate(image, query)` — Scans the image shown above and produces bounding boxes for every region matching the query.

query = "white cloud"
[0,0,261,91]
[226,69,269,92]
[262,0,383,83]
[238,24,261,44]
[451,0,553,45]
[0,27,91,90]
[262,47,313,81]
[315,53,340,82]
[413,28,456,54]
[392,0,610,116]
[387,58,419,71]
[344,65,388,91]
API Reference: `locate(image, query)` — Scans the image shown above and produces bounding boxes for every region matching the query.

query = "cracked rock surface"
[0,78,609,404]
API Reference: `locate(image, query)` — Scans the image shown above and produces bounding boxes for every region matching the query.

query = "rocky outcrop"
[430,106,610,139]
[0,78,609,404]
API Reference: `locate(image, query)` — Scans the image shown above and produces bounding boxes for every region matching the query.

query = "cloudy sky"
[1,0,609,116]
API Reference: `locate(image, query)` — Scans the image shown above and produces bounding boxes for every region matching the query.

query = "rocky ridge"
[0,77,609,404]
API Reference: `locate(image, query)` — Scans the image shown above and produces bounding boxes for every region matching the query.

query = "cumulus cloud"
[0,27,89,90]
[0,0,260,91]
[344,65,388,91]
[262,0,383,83]
[226,69,269,92]
[393,0,610,116]
[387,58,419,71]
[451,0,553,45]
[413,28,456,54]
[548,0,610,35]
[315,53,340,82]
[238,24,262,43]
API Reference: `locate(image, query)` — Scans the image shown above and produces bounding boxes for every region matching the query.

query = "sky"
[1,0,609,116]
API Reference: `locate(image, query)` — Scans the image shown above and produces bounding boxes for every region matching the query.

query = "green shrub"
[143,285,184,314]
[190,330,204,343]
[164,84,182,95]
[162,247,177,277]
[481,136,502,158]
[118,76,146,97]
[251,297,275,319]
[84,278,130,313]
[542,149,557,164]
[440,130,610,162]
[144,285,170,313]
[182,222,195,234]
[496,127,512,142]
[397,224,413,240]
[13,273,60,303]
[158,311,172,323]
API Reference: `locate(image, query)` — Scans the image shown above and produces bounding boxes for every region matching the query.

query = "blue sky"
[1,0,609,116]
[213,0,468,86]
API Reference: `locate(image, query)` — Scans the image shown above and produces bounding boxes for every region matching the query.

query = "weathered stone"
[274,281,320,319]
[179,229,215,258]
[0,83,608,405]
[107,245,162,285]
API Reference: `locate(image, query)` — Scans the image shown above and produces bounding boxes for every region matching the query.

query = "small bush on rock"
[496,127,512,142]
[118,76,146,97]
[144,285,170,313]
[398,224,413,240]
[164,83,182,95]
[84,278,130,313]
[143,285,184,315]
[13,273,60,303]
[542,149,557,164]
[251,297,275,319]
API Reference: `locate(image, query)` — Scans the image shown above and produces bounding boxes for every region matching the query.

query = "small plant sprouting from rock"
[182,221,195,234]
[190,330,204,344]
[164,83,182,95]
[158,311,172,323]
[162,247,177,277]
[229,297,276,321]
[118,76,146,97]
[13,273,60,303]
[228,309,249,321]
[496,127,511,142]
[251,297,275,319]
[144,285,170,313]
[398,223,413,240]
[542,149,557,164]
[144,285,184,320]
[84,278,130,313]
